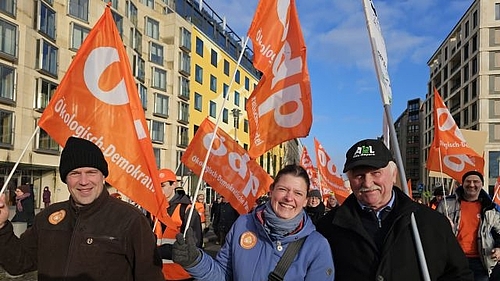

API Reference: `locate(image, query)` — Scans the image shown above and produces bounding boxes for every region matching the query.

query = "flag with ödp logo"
[181,118,271,214]
[246,0,312,159]
[38,6,174,228]
[426,88,484,182]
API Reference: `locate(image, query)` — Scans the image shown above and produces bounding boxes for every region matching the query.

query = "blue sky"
[204,0,473,170]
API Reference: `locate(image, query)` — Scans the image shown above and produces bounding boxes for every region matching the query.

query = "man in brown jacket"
[0,137,164,281]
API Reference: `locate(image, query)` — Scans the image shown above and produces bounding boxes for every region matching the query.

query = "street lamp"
[231,108,241,143]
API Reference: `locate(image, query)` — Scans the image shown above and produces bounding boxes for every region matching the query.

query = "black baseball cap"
[343,139,394,173]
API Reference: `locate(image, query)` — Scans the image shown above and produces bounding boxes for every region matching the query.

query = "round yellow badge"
[240,231,257,249]
[48,210,66,225]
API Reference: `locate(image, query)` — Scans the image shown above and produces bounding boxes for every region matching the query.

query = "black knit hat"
[461,170,484,185]
[59,137,109,183]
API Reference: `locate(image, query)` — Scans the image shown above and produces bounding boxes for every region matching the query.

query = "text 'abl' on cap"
[343,139,393,173]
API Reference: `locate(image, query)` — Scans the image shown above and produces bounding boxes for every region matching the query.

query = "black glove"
[158,244,173,260]
[172,228,201,268]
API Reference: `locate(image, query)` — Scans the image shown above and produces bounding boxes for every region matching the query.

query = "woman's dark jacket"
[0,189,164,281]
[316,187,473,281]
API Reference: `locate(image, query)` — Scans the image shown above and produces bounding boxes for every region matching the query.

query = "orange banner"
[313,138,351,204]
[300,147,320,192]
[246,0,312,159]
[426,88,484,182]
[493,176,500,205]
[38,7,174,228]
[181,118,271,214]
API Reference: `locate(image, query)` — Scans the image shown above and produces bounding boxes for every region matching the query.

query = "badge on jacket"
[240,231,257,249]
[48,210,66,225]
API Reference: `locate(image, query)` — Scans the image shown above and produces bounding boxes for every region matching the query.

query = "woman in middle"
[172,164,334,281]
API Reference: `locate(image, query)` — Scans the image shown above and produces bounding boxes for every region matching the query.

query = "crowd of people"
[1,136,500,280]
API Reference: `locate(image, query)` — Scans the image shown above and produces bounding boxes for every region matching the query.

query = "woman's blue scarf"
[262,201,303,241]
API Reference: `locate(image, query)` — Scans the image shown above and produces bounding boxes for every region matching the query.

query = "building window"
[195,65,203,84]
[0,110,13,146]
[37,39,58,77]
[130,28,142,53]
[244,77,250,91]
[194,93,202,111]
[71,23,90,50]
[111,10,123,36]
[0,64,15,101]
[235,70,240,84]
[210,75,217,92]
[177,126,189,147]
[179,51,190,75]
[211,49,218,67]
[69,0,88,21]
[151,120,165,143]
[154,93,169,117]
[149,41,164,65]
[153,147,160,167]
[223,83,228,99]
[180,27,191,51]
[104,0,118,9]
[234,91,240,106]
[144,0,154,9]
[195,37,203,56]
[126,1,138,26]
[37,127,59,152]
[38,1,56,40]
[223,108,228,123]
[35,78,57,109]
[133,54,145,82]
[0,19,17,59]
[145,17,159,40]
[473,10,478,28]
[223,59,229,76]
[0,0,16,17]
[179,76,189,99]
[244,119,249,133]
[209,101,216,118]
[138,83,147,109]
[152,67,166,91]
[178,101,189,123]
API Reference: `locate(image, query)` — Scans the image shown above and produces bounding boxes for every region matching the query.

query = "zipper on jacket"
[64,209,80,278]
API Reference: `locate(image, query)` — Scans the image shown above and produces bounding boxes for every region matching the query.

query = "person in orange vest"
[156,168,202,281]
[194,194,208,234]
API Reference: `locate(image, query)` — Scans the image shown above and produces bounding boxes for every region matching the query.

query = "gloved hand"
[172,228,201,268]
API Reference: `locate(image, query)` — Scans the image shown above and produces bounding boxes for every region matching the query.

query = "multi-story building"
[394,98,423,196]
[424,0,500,194]
[0,0,296,208]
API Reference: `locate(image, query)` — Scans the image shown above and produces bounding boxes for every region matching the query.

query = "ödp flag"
[426,88,484,182]
[313,138,351,204]
[38,6,174,228]
[181,118,271,214]
[300,146,321,192]
[246,0,312,159]
[362,0,392,105]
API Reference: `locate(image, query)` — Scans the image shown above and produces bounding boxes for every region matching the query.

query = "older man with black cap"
[316,138,473,281]
[0,136,164,281]
[436,170,500,281]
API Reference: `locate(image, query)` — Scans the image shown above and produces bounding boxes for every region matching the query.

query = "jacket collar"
[70,188,110,216]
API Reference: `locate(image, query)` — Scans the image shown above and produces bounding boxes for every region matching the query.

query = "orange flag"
[300,147,321,192]
[246,0,312,159]
[38,6,174,228]
[407,179,413,200]
[313,138,351,204]
[181,118,271,214]
[426,88,484,182]
[493,176,500,205]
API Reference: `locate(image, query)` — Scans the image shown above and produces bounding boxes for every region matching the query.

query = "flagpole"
[183,37,250,236]
[436,146,450,218]
[363,0,430,279]
[0,126,40,195]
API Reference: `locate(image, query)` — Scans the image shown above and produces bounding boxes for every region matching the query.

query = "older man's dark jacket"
[316,187,473,281]
[0,189,164,281]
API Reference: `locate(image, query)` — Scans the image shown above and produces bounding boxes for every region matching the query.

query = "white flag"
[362,0,392,105]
